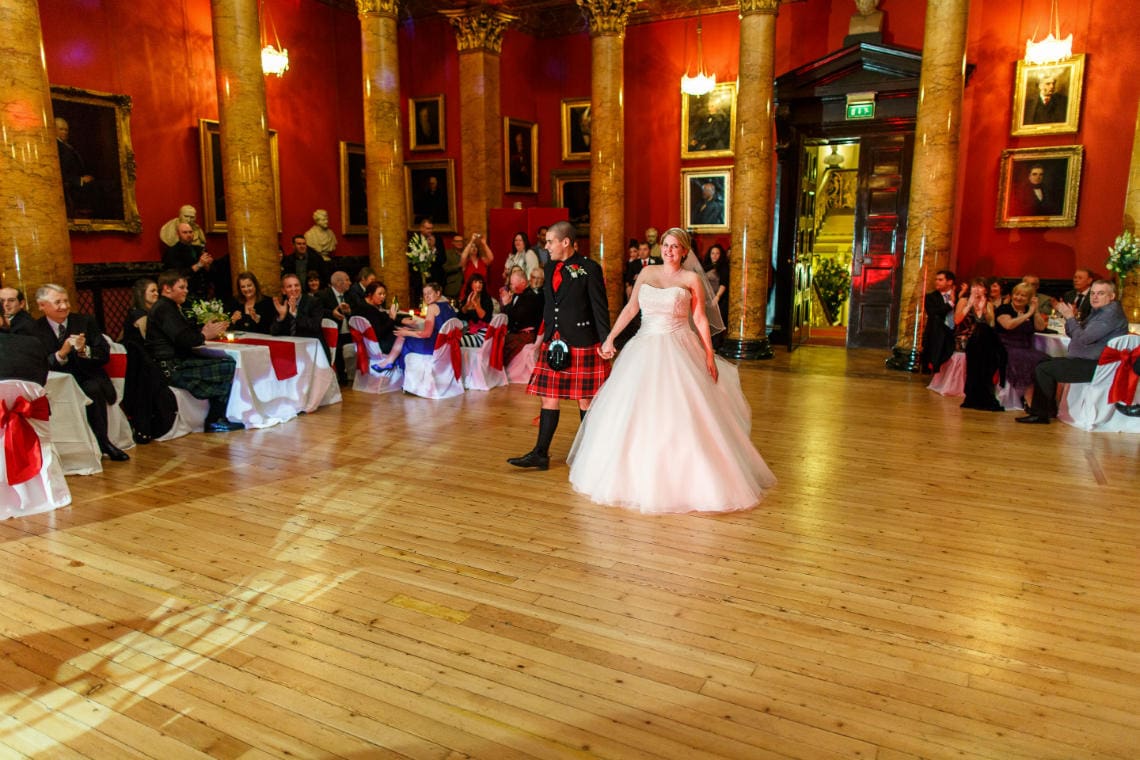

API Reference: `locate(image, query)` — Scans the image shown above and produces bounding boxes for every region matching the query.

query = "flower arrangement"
[1106,230,1140,277]
[189,298,228,325]
[813,257,851,326]
[407,234,436,277]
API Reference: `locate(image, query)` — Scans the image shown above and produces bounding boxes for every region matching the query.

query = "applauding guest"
[499,267,543,366]
[374,281,457,370]
[358,282,403,355]
[270,273,324,345]
[994,283,1048,407]
[226,272,274,335]
[459,273,494,347]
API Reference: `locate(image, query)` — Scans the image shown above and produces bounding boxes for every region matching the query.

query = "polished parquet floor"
[2,346,1138,759]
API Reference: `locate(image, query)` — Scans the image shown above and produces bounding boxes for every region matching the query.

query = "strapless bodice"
[639,285,691,335]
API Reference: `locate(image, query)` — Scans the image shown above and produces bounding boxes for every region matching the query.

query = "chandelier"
[680,13,715,96]
[260,0,289,77]
[1024,0,1072,65]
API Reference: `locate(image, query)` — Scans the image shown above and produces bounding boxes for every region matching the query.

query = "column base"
[719,337,774,361]
[885,346,921,372]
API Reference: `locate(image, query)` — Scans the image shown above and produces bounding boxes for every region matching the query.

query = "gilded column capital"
[441,8,518,54]
[355,0,399,20]
[576,0,641,36]
[739,0,780,15]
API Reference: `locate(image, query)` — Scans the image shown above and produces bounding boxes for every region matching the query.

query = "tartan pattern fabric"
[170,356,236,400]
[526,342,610,399]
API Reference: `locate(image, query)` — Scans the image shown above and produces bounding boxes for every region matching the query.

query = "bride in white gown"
[567,228,776,514]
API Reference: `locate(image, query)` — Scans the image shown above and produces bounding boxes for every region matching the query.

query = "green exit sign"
[846,101,875,120]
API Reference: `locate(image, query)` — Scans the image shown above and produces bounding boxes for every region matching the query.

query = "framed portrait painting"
[560,98,591,161]
[198,119,281,234]
[681,81,736,160]
[404,159,456,231]
[339,141,367,235]
[1011,54,1084,136]
[504,118,539,194]
[995,145,1083,229]
[551,170,590,234]
[50,85,141,233]
[409,94,445,151]
[682,166,732,233]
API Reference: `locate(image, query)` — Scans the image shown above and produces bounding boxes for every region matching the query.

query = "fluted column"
[886,0,969,371]
[357,0,409,301]
[723,0,779,360]
[442,8,515,239]
[578,0,638,323]
[1121,99,1140,322]
[211,0,280,295]
[0,0,76,305]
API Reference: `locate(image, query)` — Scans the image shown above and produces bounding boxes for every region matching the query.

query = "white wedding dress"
[567,284,776,514]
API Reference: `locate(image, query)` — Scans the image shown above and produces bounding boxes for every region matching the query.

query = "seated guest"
[1022,274,1053,316]
[529,267,544,294]
[0,287,34,335]
[346,266,375,312]
[226,271,274,334]
[920,269,957,374]
[1062,268,1095,322]
[0,313,49,384]
[121,278,158,343]
[305,270,322,295]
[358,281,401,354]
[995,283,1049,407]
[146,270,243,433]
[499,267,543,366]
[1018,279,1129,424]
[29,284,129,461]
[986,277,1008,308]
[956,278,1004,411]
[270,273,325,345]
[317,270,355,384]
[375,281,457,369]
[459,273,494,347]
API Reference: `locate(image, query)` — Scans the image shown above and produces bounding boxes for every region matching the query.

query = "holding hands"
[598,338,616,360]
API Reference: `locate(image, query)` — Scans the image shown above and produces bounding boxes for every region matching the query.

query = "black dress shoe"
[206,419,246,433]
[101,443,130,461]
[507,449,550,470]
[1015,414,1050,424]
[1115,402,1140,417]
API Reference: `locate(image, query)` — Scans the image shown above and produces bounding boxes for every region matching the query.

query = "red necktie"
[552,261,564,291]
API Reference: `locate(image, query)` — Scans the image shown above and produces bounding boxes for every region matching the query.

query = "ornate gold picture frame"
[996,145,1083,229]
[198,119,281,234]
[409,94,445,152]
[551,169,590,234]
[682,165,732,233]
[560,98,591,161]
[50,85,142,233]
[404,159,456,231]
[339,141,367,235]
[1011,54,1084,136]
[681,81,737,160]
[504,118,539,194]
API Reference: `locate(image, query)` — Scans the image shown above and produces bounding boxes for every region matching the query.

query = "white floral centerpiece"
[407,234,435,277]
[189,298,228,325]
[1106,230,1140,277]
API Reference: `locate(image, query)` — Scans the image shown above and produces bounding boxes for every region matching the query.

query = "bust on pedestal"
[159,205,207,248]
[304,209,338,262]
[845,0,884,45]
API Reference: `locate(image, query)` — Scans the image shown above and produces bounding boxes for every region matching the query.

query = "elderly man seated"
[499,266,543,366]
[146,270,244,433]
[1017,279,1128,424]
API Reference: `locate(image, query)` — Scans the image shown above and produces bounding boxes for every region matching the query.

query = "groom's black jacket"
[540,253,610,347]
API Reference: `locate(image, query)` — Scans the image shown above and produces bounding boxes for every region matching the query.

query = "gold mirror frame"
[198,119,281,234]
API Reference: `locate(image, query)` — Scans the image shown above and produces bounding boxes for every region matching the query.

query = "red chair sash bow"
[1098,345,1140,405]
[0,396,51,486]
[105,353,127,379]
[485,323,507,371]
[322,325,339,353]
[435,328,462,379]
[349,325,375,374]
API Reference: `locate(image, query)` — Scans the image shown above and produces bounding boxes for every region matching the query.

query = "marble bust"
[849,0,884,36]
[159,204,206,248]
[304,208,338,260]
[644,227,661,260]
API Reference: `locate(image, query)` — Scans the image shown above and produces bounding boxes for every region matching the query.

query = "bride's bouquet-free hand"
[1106,230,1140,277]
[407,235,436,277]
[189,298,229,325]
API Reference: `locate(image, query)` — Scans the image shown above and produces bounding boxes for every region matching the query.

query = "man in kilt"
[508,221,610,470]
[146,270,244,433]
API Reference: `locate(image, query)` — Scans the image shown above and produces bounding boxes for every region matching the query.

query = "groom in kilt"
[508,221,611,471]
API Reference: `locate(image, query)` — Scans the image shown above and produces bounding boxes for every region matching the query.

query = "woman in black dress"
[227,271,275,334]
[121,278,158,343]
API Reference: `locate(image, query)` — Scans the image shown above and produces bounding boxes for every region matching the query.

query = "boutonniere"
[566,264,586,279]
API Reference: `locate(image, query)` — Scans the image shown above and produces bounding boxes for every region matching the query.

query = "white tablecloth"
[200,335,340,429]
[44,372,102,476]
[1034,332,1070,358]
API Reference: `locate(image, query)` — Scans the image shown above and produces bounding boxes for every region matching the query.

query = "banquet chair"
[103,335,135,450]
[403,318,465,399]
[462,313,508,391]
[926,352,965,397]
[506,331,543,384]
[1,380,72,518]
[348,316,403,394]
[1057,334,1140,432]
[322,317,356,381]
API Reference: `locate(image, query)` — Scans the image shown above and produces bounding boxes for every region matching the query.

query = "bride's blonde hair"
[661,227,691,251]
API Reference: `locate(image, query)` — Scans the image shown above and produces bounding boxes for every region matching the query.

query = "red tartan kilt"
[527,342,611,400]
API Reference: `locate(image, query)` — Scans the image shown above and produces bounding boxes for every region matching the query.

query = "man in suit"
[920,269,957,374]
[163,222,214,302]
[0,287,35,335]
[1062,268,1095,322]
[281,235,328,290]
[508,221,611,471]
[0,314,49,384]
[499,268,544,367]
[345,267,375,313]
[29,284,129,461]
[146,270,243,433]
[1017,279,1129,424]
[317,270,354,384]
[1023,71,1068,125]
[270,273,325,343]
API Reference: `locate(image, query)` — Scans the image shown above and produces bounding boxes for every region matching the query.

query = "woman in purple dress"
[994,282,1049,406]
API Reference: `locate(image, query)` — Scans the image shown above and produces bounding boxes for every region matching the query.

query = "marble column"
[358,0,409,303]
[723,0,779,360]
[578,0,639,323]
[442,8,515,240]
[886,0,969,371]
[211,0,281,294]
[0,0,76,304]
[1121,98,1140,322]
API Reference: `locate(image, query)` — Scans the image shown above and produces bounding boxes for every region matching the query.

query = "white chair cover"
[348,316,404,394]
[44,372,102,476]
[1058,334,1140,432]
[927,352,965,397]
[995,381,1026,411]
[103,335,135,450]
[156,387,209,440]
[0,380,72,518]
[506,332,543,384]
[462,313,509,391]
[403,318,465,399]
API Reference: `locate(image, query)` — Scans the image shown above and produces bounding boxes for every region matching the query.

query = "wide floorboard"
[1,346,1137,759]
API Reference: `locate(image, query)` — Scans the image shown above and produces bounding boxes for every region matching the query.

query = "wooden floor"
[2,346,1138,759]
